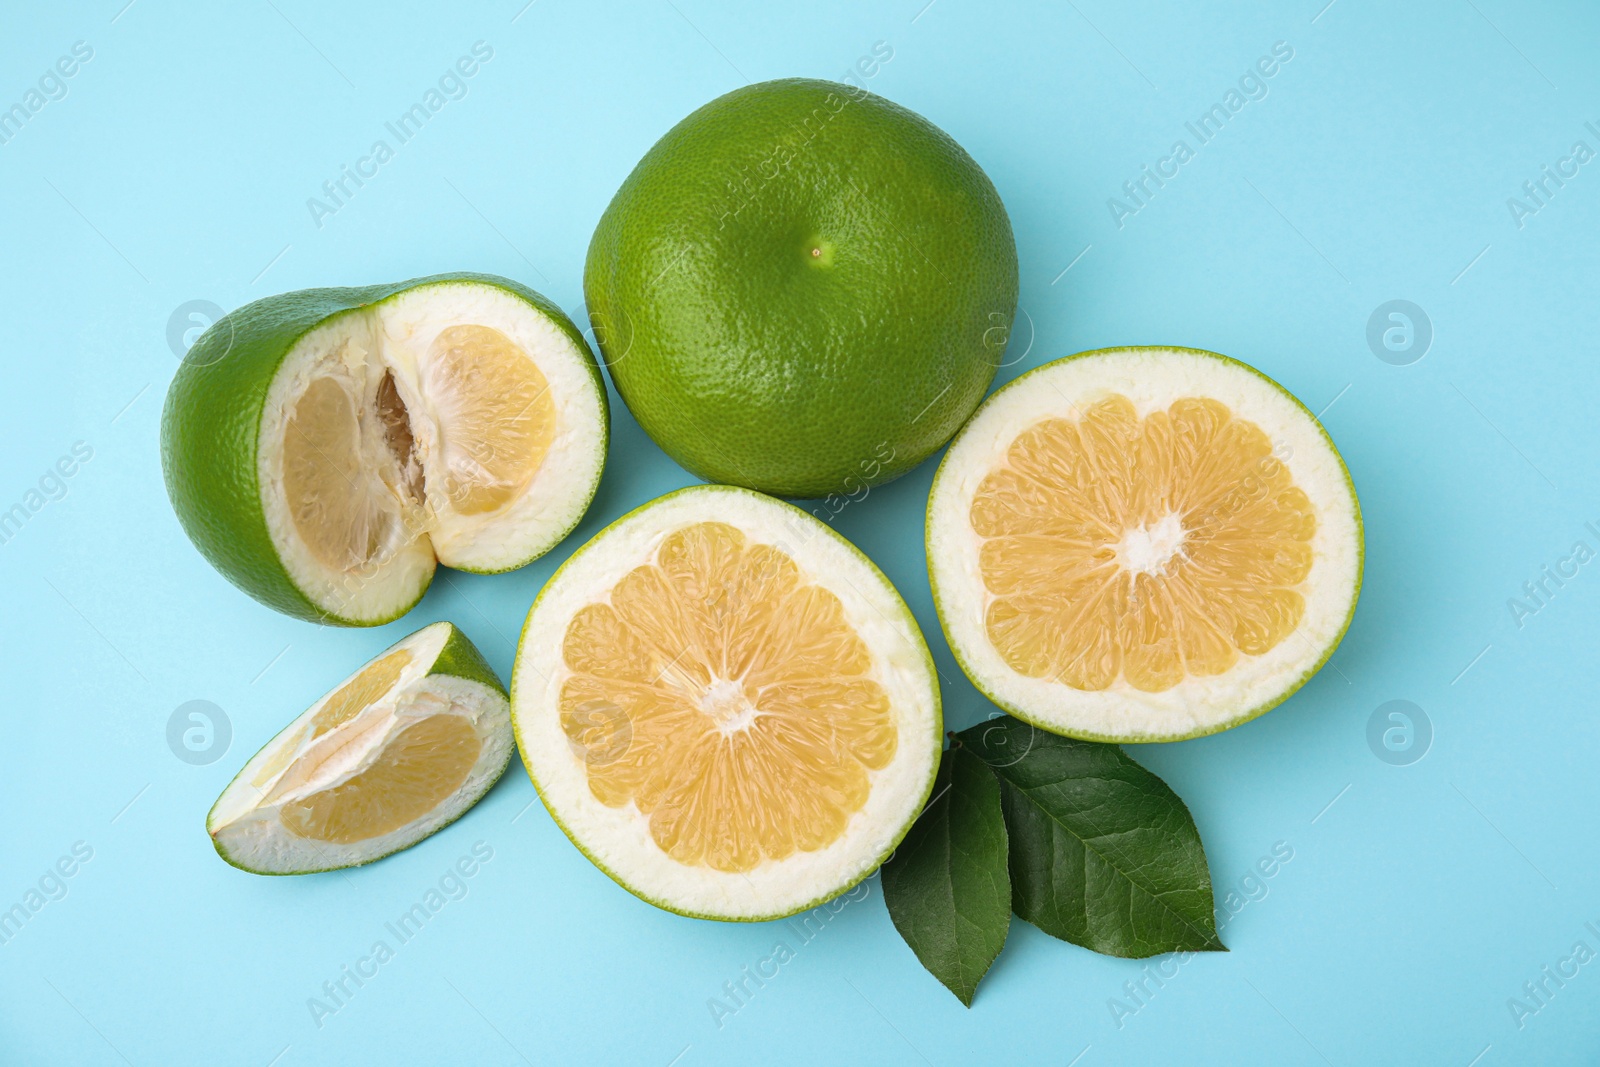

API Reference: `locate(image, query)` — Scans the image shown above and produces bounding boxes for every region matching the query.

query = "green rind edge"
[161,272,609,624]
[207,620,514,875]
[926,345,1365,744]
[428,621,510,695]
[510,483,944,921]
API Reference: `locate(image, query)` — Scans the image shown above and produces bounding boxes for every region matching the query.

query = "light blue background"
[2,1,1597,1063]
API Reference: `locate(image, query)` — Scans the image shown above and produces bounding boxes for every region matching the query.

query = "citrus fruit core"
[975,394,1315,694]
[559,521,898,873]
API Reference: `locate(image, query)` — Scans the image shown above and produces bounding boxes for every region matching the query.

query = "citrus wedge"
[928,347,1362,743]
[162,273,608,626]
[512,485,941,920]
[208,621,513,874]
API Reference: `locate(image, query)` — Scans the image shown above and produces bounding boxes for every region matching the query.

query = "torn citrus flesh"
[280,714,483,844]
[426,324,556,516]
[558,521,898,873]
[974,394,1315,694]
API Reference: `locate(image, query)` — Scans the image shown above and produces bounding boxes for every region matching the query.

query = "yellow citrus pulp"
[426,324,555,516]
[973,394,1315,694]
[312,649,413,737]
[557,521,898,873]
[279,714,482,845]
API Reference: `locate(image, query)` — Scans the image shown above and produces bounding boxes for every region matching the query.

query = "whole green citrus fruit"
[585,78,1018,499]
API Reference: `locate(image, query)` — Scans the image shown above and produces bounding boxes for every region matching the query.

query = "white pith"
[1116,511,1186,576]
[512,486,941,920]
[209,622,512,873]
[928,348,1362,742]
[257,281,606,623]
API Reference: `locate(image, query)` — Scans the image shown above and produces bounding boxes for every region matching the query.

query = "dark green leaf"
[881,744,1011,1006]
[957,715,1224,958]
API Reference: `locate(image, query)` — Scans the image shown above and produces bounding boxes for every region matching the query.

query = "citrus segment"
[312,648,412,736]
[426,324,556,516]
[557,521,895,873]
[927,348,1362,743]
[283,376,388,572]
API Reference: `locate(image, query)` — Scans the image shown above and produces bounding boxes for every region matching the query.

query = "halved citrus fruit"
[162,273,608,626]
[512,485,941,920]
[209,621,512,874]
[928,347,1362,743]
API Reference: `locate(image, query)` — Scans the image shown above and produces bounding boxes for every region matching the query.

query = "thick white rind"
[928,348,1362,742]
[209,623,513,874]
[512,485,940,920]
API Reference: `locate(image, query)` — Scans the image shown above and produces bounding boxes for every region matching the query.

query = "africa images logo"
[1106,41,1294,229]
[305,42,495,229]
[0,41,94,148]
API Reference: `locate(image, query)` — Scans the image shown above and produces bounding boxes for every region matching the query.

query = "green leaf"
[881,744,1011,1006]
[957,715,1225,958]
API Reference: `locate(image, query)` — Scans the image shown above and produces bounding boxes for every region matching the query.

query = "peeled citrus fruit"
[512,485,941,920]
[209,622,512,874]
[584,78,1018,499]
[162,273,608,626]
[928,347,1363,742]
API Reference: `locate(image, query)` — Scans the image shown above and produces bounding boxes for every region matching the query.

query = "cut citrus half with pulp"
[928,347,1362,743]
[512,485,941,920]
[208,621,513,873]
[162,273,609,626]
